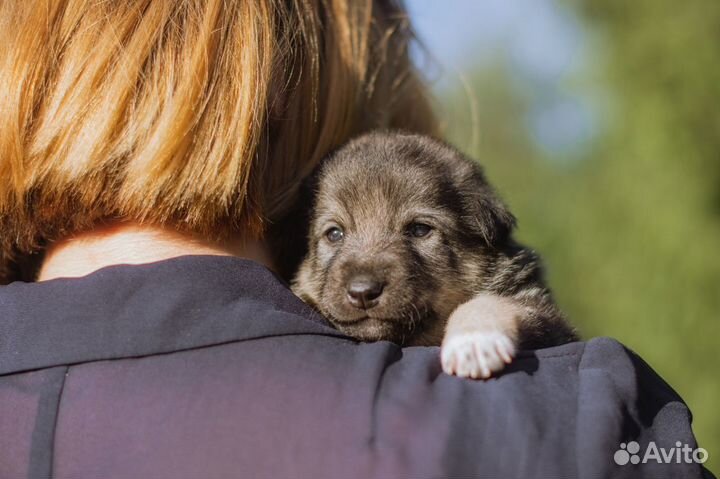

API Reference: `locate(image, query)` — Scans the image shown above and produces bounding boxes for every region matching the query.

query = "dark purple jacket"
[0,256,713,478]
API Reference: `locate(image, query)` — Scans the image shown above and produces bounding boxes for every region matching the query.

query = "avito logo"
[614,441,708,466]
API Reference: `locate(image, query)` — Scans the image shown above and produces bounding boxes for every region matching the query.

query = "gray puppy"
[291,132,577,378]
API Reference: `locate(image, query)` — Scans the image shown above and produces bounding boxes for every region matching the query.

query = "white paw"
[441,331,516,379]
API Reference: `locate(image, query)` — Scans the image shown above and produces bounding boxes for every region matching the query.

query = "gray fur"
[292,131,577,350]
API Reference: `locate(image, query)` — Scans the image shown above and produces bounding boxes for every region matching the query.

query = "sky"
[404,0,598,156]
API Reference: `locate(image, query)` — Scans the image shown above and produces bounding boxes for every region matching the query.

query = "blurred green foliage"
[438,0,719,469]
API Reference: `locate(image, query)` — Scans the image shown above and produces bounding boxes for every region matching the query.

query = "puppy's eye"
[325,226,344,243]
[407,222,432,238]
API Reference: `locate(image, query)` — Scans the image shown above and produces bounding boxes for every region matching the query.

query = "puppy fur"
[291,131,578,378]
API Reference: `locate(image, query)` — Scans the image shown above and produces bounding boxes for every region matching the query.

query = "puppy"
[291,132,578,378]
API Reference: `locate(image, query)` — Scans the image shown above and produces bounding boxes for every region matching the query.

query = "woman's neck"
[38,222,273,281]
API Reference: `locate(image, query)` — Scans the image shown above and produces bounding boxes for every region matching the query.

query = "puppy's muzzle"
[346,275,385,309]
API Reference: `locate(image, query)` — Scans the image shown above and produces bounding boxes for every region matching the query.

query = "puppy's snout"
[346,276,385,309]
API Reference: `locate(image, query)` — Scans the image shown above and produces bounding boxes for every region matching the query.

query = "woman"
[0,0,435,280]
[0,1,709,478]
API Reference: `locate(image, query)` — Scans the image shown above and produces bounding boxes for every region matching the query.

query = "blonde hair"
[0,0,437,282]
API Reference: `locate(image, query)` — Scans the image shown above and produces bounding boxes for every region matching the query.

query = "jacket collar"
[0,255,342,375]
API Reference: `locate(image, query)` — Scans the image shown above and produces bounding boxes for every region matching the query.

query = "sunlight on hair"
[0,0,438,282]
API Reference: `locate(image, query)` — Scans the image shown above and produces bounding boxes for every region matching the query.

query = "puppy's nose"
[346,276,384,309]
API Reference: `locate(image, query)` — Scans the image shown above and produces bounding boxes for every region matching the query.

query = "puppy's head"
[293,132,515,344]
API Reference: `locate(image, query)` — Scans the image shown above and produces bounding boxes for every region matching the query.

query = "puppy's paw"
[441,331,516,379]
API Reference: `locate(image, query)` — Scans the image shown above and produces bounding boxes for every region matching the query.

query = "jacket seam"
[48,365,69,479]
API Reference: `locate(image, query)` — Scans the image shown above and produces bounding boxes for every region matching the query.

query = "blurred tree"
[438,0,720,468]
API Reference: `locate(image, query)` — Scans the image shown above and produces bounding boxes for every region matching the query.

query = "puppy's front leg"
[441,293,523,379]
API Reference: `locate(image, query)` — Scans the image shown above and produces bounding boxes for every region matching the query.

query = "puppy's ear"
[461,166,516,246]
[267,171,321,282]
